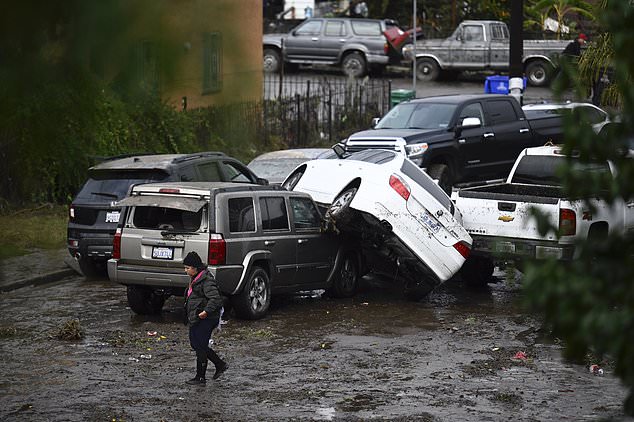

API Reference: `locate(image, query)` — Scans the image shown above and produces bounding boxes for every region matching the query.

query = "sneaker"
[186,376,206,385]
[212,362,228,380]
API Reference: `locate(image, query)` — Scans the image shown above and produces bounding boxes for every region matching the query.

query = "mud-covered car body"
[282,148,472,298]
[108,182,364,319]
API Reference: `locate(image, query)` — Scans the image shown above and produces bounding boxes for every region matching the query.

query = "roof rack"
[90,152,158,164]
[172,151,226,164]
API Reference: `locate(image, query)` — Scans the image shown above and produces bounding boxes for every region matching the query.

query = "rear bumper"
[471,235,575,261]
[107,259,243,294]
[67,228,115,262]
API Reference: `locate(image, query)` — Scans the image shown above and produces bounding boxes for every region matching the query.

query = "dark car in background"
[68,152,267,278]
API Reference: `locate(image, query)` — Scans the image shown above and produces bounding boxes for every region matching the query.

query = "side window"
[260,197,289,231]
[296,20,322,35]
[490,24,508,40]
[290,197,322,229]
[486,100,518,125]
[578,106,605,124]
[325,21,346,36]
[463,25,484,41]
[459,103,485,125]
[202,32,222,94]
[196,161,223,181]
[223,161,253,183]
[179,165,197,182]
[228,197,255,232]
[351,21,382,36]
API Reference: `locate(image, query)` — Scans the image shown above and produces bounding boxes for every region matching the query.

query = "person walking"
[562,33,587,59]
[183,251,228,385]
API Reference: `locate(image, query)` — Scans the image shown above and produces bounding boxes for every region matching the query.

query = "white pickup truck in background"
[453,146,634,285]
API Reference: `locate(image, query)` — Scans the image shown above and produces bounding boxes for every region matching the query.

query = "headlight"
[405,142,428,159]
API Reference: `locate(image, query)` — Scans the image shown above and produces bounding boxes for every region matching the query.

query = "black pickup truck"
[341,94,564,193]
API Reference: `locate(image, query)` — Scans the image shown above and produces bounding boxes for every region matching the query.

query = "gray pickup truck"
[405,20,570,86]
[263,18,390,78]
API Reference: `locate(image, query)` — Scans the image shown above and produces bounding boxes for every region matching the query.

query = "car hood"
[348,128,447,143]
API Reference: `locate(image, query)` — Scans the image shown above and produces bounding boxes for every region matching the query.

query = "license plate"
[152,246,174,260]
[105,211,120,223]
[495,241,515,253]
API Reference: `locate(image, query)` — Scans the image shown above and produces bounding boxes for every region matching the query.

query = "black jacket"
[184,269,223,325]
[562,40,582,58]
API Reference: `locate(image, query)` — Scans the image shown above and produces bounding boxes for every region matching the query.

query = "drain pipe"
[509,0,524,106]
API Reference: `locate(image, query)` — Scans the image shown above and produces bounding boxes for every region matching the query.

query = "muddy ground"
[0,268,631,422]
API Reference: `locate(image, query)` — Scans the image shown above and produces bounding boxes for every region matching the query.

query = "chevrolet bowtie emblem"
[498,215,514,222]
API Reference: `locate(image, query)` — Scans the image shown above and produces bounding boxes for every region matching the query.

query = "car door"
[257,195,297,287]
[289,195,337,287]
[488,23,509,69]
[284,19,324,60]
[321,20,348,62]
[449,23,487,69]
[451,102,491,179]
[481,99,534,177]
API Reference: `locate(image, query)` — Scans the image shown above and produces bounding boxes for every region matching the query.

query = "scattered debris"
[589,364,604,376]
[512,351,527,361]
[140,354,152,359]
[55,318,83,340]
[128,357,139,362]
[491,347,500,352]
[146,331,157,336]
[0,327,18,338]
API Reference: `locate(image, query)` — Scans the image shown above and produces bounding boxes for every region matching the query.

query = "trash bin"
[390,89,415,107]
[484,75,526,94]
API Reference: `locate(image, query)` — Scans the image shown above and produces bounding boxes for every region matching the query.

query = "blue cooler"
[484,75,526,94]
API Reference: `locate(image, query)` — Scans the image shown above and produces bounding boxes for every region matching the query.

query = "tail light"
[208,234,226,265]
[389,174,411,200]
[559,208,576,236]
[112,228,122,259]
[453,241,471,259]
[384,42,389,54]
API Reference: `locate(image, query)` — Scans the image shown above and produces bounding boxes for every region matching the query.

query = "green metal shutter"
[203,32,222,94]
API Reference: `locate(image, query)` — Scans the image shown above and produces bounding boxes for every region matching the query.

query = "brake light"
[208,234,226,265]
[384,42,389,54]
[389,174,410,200]
[112,228,122,259]
[159,188,180,194]
[453,241,471,259]
[559,208,576,236]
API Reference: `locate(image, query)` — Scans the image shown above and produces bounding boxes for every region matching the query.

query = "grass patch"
[0,204,67,259]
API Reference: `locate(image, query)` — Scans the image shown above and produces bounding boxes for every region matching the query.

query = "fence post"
[328,87,332,143]
[295,93,301,147]
[387,80,392,114]
[306,80,310,142]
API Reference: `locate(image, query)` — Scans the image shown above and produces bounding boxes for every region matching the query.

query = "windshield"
[375,103,457,130]
[74,170,169,202]
[248,159,309,183]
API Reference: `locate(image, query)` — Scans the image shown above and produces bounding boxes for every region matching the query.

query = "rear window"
[132,206,203,231]
[75,170,169,201]
[351,21,382,36]
[510,155,610,186]
[401,160,453,212]
[347,149,396,164]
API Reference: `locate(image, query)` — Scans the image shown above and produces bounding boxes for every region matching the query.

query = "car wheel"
[326,187,357,226]
[525,60,552,87]
[416,58,440,82]
[460,256,495,287]
[426,163,453,196]
[326,253,358,298]
[282,169,304,191]
[342,52,367,78]
[78,256,106,279]
[263,48,281,73]
[231,266,271,320]
[127,285,166,315]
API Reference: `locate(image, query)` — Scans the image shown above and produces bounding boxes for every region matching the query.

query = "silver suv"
[263,18,390,77]
[107,182,364,319]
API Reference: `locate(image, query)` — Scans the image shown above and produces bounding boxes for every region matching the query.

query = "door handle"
[297,239,308,244]
[483,132,495,138]
[264,240,276,246]
[458,138,466,144]
[311,37,319,42]
[519,128,529,133]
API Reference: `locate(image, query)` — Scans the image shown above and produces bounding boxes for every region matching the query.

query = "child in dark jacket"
[183,251,228,385]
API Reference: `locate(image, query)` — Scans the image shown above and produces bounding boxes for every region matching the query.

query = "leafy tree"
[523,0,634,415]
[528,0,595,38]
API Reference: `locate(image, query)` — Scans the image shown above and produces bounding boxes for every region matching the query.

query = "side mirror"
[461,117,481,128]
[332,143,347,158]
[371,117,380,128]
[257,177,269,185]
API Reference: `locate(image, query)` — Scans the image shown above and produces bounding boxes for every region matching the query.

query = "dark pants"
[188,317,224,377]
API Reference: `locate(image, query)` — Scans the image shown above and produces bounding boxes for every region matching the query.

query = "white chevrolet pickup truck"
[453,145,634,285]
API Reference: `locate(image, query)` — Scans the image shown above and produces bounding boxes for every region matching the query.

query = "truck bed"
[457,183,563,204]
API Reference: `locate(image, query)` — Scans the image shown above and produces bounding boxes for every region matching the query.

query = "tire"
[326,187,357,226]
[426,163,453,196]
[231,267,271,320]
[127,285,166,315]
[416,58,440,82]
[341,52,367,78]
[525,60,553,87]
[326,253,358,298]
[282,169,304,191]
[263,48,281,73]
[460,256,495,287]
[78,256,105,279]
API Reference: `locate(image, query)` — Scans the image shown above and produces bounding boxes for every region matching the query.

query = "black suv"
[68,152,267,277]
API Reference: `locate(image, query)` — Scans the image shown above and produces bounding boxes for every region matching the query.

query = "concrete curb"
[0,268,78,292]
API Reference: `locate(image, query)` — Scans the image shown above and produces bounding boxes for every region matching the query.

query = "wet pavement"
[0,254,632,422]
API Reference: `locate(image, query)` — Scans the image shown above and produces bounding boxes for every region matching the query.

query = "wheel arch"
[229,251,272,295]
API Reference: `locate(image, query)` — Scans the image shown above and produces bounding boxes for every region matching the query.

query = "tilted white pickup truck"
[453,146,634,285]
